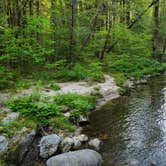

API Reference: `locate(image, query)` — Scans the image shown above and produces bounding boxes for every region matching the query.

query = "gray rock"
[40,134,61,158]
[74,127,83,136]
[61,137,74,152]
[0,136,8,154]
[76,134,88,142]
[60,105,70,113]
[2,112,20,124]
[72,134,88,150]
[19,130,36,161]
[72,136,81,149]
[46,149,103,166]
[78,115,89,126]
[88,138,101,151]
[64,112,71,118]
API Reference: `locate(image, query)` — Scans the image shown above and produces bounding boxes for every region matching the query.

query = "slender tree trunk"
[69,0,77,62]
[29,0,33,15]
[152,0,160,59]
[15,0,21,27]
[0,0,4,56]
[126,0,130,26]
[162,39,166,55]
[51,0,57,62]
[36,0,40,41]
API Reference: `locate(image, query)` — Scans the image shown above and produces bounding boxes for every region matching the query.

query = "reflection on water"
[84,75,166,166]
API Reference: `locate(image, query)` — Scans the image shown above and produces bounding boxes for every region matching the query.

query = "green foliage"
[0,160,7,166]
[45,83,61,91]
[1,119,36,138]
[56,62,103,82]
[7,95,61,126]
[50,116,75,132]
[107,54,165,84]
[111,73,127,87]
[6,92,95,128]
[0,66,15,90]
[56,63,88,81]
[54,93,95,115]
[87,62,104,81]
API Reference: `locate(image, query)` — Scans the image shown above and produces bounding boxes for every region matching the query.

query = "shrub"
[45,83,61,91]
[7,95,61,126]
[50,116,75,132]
[108,54,164,80]
[54,93,95,115]
[6,93,95,128]
[56,62,104,82]
[0,66,15,90]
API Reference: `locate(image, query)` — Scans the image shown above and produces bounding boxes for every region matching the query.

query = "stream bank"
[0,74,119,166]
[83,73,166,166]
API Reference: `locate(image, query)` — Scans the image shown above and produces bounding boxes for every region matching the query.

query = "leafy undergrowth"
[105,55,166,87]
[5,93,95,136]
[0,119,36,138]
[54,93,95,116]
[0,66,16,91]
[0,61,104,91]
[50,62,104,82]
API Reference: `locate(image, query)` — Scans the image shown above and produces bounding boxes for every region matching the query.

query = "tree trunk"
[29,0,33,15]
[152,0,159,59]
[36,0,40,41]
[69,0,77,62]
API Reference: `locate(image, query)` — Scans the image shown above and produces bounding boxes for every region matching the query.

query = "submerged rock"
[46,149,103,166]
[39,134,61,158]
[88,138,101,151]
[0,136,8,154]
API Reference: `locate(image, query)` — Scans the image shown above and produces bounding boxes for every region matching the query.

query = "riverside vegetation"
[0,0,166,165]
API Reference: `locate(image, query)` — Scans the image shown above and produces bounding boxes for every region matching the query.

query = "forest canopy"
[0,0,166,89]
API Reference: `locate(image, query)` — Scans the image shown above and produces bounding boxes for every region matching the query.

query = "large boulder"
[39,134,61,158]
[46,149,103,166]
[0,136,8,154]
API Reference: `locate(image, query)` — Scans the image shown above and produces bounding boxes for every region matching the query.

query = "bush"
[0,66,15,90]
[45,83,61,91]
[56,62,104,82]
[6,93,95,127]
[7,95,61,126]
[108,54,163,80]
[54,93,95,115]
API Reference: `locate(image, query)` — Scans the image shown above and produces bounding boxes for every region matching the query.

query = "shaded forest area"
[0,0,166,89]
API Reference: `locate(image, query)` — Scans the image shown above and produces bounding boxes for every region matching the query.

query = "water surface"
[84,75,166,166]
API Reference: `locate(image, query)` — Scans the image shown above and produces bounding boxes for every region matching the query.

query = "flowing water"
[84,75,166,166]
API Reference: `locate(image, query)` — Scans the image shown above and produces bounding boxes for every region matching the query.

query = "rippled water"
[84,75,166,166]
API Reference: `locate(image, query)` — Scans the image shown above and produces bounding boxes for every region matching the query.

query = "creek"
[84,74,166,166]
